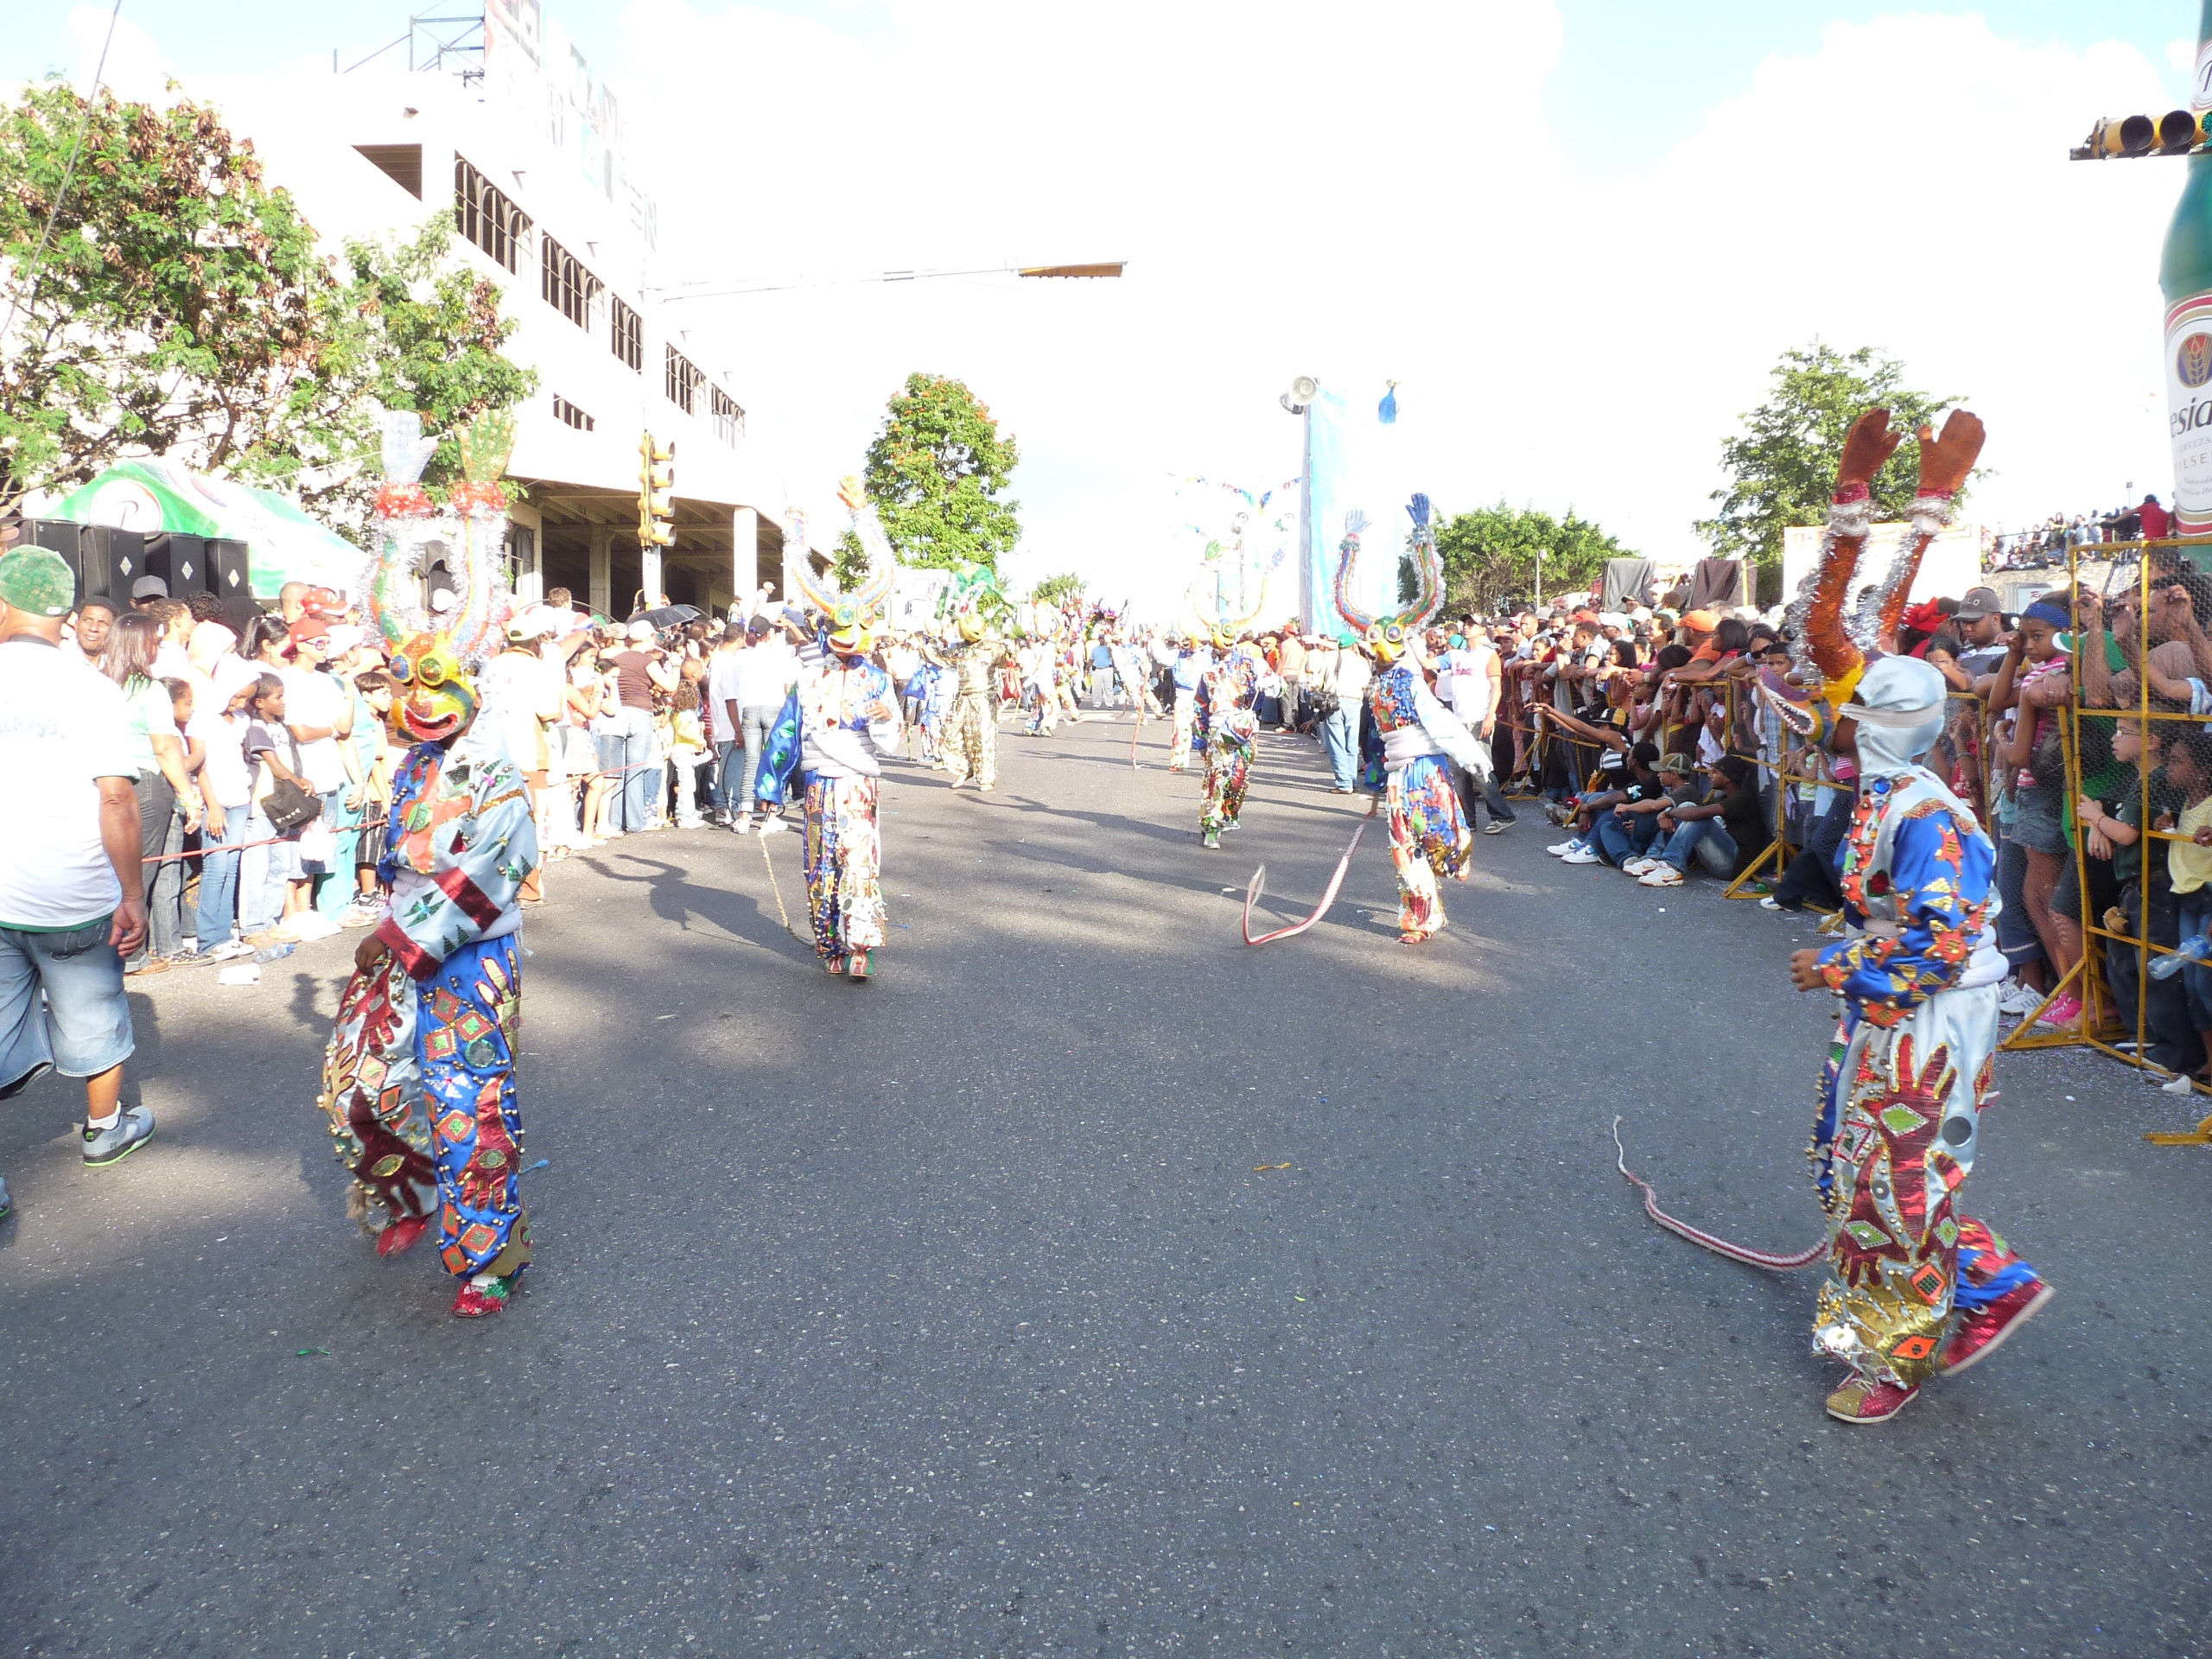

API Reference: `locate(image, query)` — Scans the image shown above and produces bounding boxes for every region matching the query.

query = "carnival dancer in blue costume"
[316,412,540,1319]
[774,478,906,979]
[1332,494,1478,941]
[1779,407,2050,1423]
[319,629,538,1317]
[1358,625,1485,942]
[791,600,902,978]
[1195,627,1260,849]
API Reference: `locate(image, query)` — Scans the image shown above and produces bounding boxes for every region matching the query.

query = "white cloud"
[52,3,2202,610]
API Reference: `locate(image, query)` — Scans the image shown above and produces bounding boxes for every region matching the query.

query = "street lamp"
[1280,376,1318,629]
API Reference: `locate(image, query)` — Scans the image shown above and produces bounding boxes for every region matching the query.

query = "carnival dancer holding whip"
[1332,494,1483,941]
[1778,408,2052,1423]
[760,480,905,980]
[1194,626,1261,849]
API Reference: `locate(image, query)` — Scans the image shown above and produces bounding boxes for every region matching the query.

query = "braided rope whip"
[756,826,813,946]
[1242,797,1378,947]
[1610,1116,1826,1272]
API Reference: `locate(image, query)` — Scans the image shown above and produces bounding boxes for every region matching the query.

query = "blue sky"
[14,2,2199,133]
[11,3,2208,590]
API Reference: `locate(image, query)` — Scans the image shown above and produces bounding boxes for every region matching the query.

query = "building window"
[454,156,530,273]
[551,395,595,432]
[664,345,704,415]
[609,296,642,372]
[540,233,603,331]
[710,385,745,446]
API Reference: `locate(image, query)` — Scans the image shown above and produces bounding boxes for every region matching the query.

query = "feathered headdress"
[1332,493,1443,658]
[791,476,896,639]
[362,410,516,671]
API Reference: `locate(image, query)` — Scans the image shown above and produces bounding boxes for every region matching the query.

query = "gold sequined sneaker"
[1825,1377,1918,1425]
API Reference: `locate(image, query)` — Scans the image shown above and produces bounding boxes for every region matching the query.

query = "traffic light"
[639,433,675,549]
[2071,110,2208,160]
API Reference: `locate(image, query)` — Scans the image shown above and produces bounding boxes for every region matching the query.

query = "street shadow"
[582,850,816,962]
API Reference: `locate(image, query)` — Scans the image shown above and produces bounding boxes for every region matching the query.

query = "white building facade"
[213,5,789,618]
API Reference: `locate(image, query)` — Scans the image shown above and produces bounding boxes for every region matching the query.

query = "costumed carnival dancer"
[317,413,541,1318]
[1336,495,1484,942]
[758,480,905,979]
[1194,626,1260,849]
[1776,408,2052,1424]
[943,610,1012,791]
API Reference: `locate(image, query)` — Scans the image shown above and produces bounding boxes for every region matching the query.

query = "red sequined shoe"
[375,1215,429,1257]
[1825,1378,1918,1424]
[1937,1281,2054,1376]
[450,1271,522,1319]
[847,950,871,980]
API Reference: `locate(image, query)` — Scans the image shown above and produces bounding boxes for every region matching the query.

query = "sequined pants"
[1386,754,1471,937]
[804,773,886,959]
[1168,690,1196,772]
[1808,982,2037,1389]
[319,934,529,1280]
[1201,734,1250,834]
[944,692,996,788]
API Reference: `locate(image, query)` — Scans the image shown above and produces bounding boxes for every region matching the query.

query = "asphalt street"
[3,711,2209,1658]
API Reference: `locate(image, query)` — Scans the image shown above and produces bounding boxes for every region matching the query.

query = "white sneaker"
[289,912,341,941]
[1560,846,1600,865]
[1621,857,1656,876]
[1995,977,2041,1017]
[2161,1072,2197,1095]
[758,817,789,836]
[1546,838,1581,857]
[734,817,754,836]
[1638,864,1684,887]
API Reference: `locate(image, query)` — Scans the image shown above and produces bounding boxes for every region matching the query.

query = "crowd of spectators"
[1987,493,2174,569]
[1194,549,2212,1095]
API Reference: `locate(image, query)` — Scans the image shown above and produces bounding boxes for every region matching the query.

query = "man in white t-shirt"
[1440,625,1516,830]
[0,549,157,1213]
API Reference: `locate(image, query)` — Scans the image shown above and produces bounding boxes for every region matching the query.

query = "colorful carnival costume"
[1329,494,1462,938]
[1777,409,2049,1425]
[944,616,1009,791]
[317,416,538,1319]
[770,479,903,979]
[1195,633,1259,848]
[1362,640,1484,941]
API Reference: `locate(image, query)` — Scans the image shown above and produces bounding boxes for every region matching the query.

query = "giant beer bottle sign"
[2169,306,2212,530]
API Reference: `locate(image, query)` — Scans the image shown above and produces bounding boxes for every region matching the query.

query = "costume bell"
[1358,623,1483,941]
[1782,408,2050,1425]
[318,631,539,1319]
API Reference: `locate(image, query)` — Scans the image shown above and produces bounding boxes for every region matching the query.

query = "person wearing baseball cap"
[0,547,158,1212]
[130,575,168,609]
[1948,587,2008,676]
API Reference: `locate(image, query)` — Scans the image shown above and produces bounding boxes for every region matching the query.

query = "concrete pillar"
[731,505,759,616]
[588,524,613,619]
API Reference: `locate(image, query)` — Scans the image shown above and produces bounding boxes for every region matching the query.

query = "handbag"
[264,775,321,833]
[261,732,321,832]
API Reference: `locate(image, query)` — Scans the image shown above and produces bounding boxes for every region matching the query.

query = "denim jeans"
[195,807,248,947]
[238,810,289,934]
[1658,817,1738,876]
[1320,706,1358,789]
[1595,810,1659,867]
[740,702,783,812]
[316,787,364,918]
[712,740,741,813]
[2179,893,2212,1030]
[0,918,133,1084]
[148,809,186,959]
[616,704,657,830]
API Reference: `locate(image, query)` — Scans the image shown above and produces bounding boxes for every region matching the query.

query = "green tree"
[1029,571,1083,606]
[1434,503,1638,614]
[0,85,345,506]
[330,213,535,524]
[1697,343,1965,575]
[862,372,1020,570]
[0,84,531,535]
